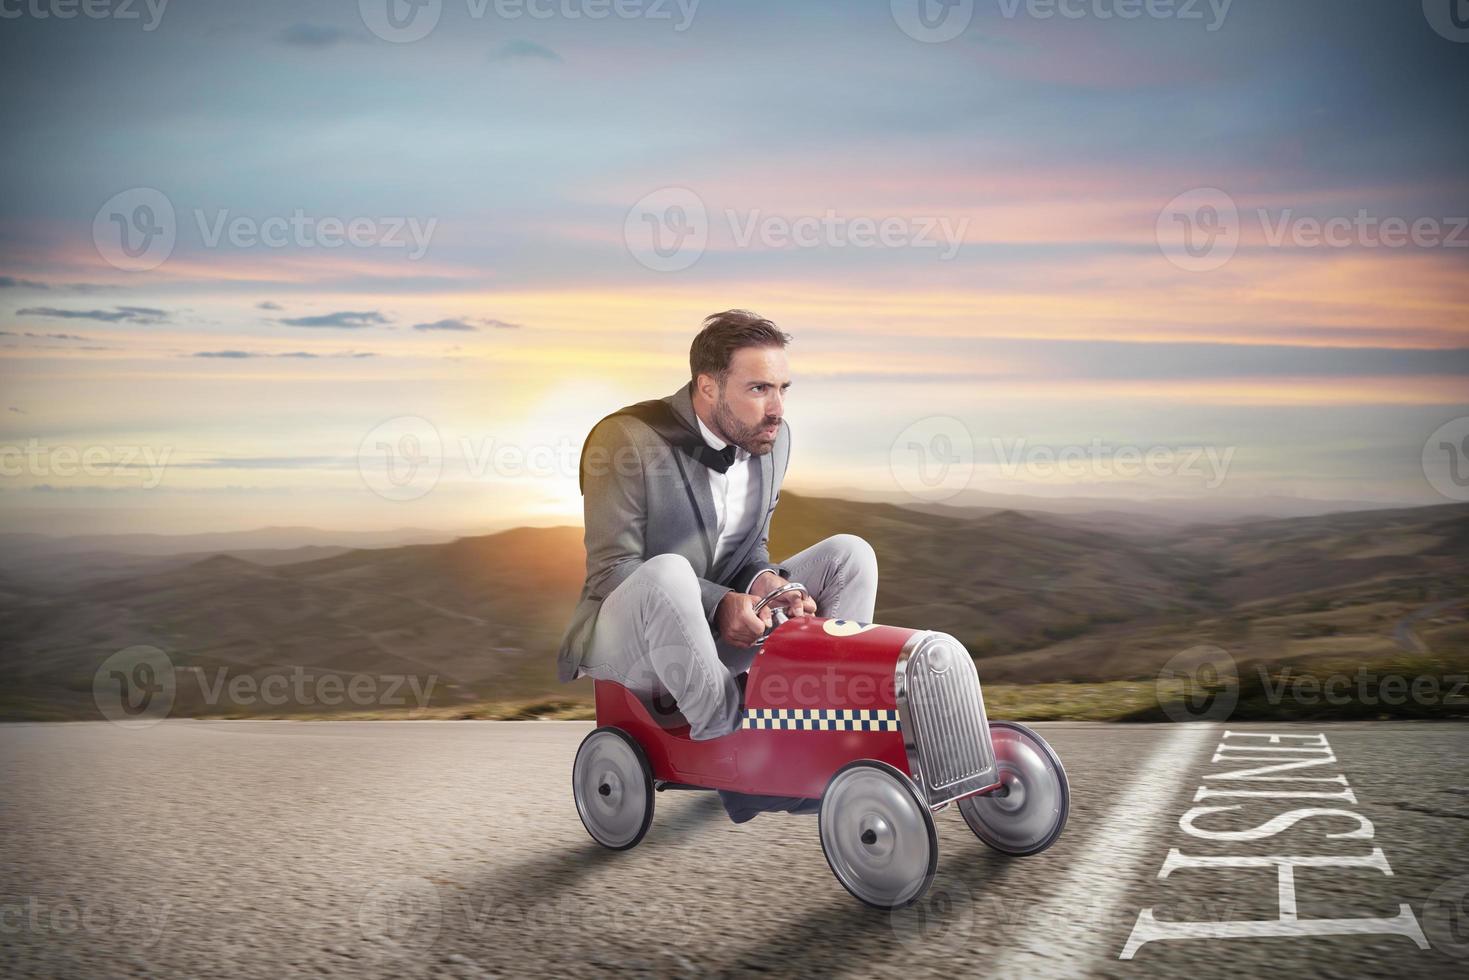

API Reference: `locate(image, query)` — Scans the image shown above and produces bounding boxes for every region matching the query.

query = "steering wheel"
[750,581,809,647]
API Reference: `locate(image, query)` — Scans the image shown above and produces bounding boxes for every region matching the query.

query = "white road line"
[984,723,1217,979]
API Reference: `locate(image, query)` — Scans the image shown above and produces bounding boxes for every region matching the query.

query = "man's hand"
[716,592,775,647]
[749,570,818,618]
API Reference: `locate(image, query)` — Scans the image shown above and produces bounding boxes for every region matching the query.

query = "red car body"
[593,615,995,801]
[576,612,1071,909]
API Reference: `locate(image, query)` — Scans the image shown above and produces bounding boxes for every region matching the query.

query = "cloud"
[156,455,356,471]
[412,316,522,332]
[413,318,476,332]
[190,349,377,359]
[37,282,121,294]
[492,39,561,62]
[5,328,110,342]
[277,23,352,48]
[16,306,167,323]
[0,276,49,289]
[256,300,283,311]
[25,484,297,496]
[278,310,389,328]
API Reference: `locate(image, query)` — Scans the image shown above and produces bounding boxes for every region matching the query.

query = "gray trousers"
[577,534,879,740]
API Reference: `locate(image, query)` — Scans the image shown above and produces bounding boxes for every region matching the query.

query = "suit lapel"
[668,382,720,571]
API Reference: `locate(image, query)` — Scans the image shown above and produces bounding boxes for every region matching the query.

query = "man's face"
[703,345,790,456]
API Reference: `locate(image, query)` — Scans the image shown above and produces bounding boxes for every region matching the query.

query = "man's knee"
[826,533,877,572]
[632,553,701,604]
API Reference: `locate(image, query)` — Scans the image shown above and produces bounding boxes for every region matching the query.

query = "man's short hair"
[689,310,792,386]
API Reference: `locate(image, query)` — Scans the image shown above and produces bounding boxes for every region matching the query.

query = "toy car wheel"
[572,726,654,850]
[818,760,938,910]
[958,721,1069,856]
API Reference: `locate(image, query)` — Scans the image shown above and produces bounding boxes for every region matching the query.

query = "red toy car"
[571,584,1070,909]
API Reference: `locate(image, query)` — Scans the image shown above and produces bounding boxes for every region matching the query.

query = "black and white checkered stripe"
[740,708,901,732]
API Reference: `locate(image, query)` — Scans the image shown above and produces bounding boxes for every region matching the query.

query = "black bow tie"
[696,443,739,474]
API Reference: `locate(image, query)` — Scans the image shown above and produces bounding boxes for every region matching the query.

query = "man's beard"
[713,391,778,456]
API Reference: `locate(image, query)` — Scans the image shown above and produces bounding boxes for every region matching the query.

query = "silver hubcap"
[959,725,1066,854]
[820,765,935,908]
[574,731,648,848]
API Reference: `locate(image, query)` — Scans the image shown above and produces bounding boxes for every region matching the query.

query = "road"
[2,721,1466,978]
[1392,598,1462,654]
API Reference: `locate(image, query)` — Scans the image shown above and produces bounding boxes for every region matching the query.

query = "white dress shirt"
[694,413,769,591]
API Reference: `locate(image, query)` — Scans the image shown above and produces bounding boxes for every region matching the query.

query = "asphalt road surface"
[2,721,1467,979]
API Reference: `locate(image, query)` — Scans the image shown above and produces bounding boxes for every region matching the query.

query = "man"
[557,310,879,770]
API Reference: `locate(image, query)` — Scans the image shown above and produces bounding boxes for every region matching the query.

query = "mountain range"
[1,492,1464,719]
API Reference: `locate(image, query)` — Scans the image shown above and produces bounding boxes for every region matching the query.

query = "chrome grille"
[895,632,997,807]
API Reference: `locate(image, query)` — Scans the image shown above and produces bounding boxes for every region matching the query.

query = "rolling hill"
[0,493,1464,719]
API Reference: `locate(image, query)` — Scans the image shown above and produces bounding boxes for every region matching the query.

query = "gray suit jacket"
[556,380,790,683]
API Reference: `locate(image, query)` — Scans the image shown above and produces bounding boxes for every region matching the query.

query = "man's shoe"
[717,790,822,824]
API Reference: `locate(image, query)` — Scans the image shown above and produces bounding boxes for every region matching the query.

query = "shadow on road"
[433,793,1028,976]
[709,841,1022,977]
[430,793,727,953]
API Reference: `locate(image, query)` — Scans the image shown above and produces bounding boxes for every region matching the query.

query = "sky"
[0,0,1466,535]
